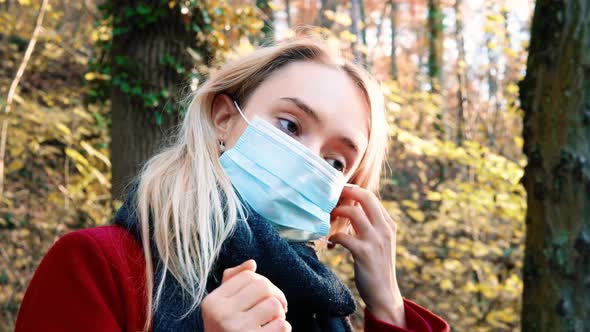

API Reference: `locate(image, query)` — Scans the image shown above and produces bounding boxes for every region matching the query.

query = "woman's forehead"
[247,61,370,139]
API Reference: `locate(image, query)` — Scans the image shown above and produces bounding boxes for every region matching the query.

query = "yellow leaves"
[250,19,264,31]
[381,200,401,216]
[440,279,453,291]
[65,147,89,167]
[91,167,109,186]
[486,307,516,328]
[84,72,110,81]
[28,140,40,153]
[80,141,111,168]
[6,160,24,173]
[339,30,357,43]
[401,200,425,222]
[91,25,111,42]
[235,37,255,56]
[84,72,96,81]
[401,200,418,209]
[10,145,24,158]
[407,209,425,223]
[473,242,490,257]
[462,282,478,293]
[486,13,506,23]
[42,42,64,60]
[504,47,519,58]
[211,30,227,47]
[267,2,281,11]
[324,10,351,26]
[442,259,465,272]
[17,0,31,5]
[426,191,442,201]
[506,83,519,95]
[55,123,71,137]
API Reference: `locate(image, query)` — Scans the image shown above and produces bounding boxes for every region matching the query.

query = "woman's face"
[212,61,370,181]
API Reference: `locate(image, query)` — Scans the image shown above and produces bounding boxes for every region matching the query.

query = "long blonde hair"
[134,37,389,330]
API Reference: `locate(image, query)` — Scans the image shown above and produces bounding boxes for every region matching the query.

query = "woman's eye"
[278,118,300,136]
[326,158,346,173]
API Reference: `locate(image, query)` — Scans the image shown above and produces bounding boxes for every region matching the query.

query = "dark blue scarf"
[113,184,356,332]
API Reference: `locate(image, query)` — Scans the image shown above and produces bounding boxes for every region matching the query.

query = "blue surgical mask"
[219,101,346,242]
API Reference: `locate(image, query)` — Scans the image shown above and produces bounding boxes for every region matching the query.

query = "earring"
[219,140,225,152]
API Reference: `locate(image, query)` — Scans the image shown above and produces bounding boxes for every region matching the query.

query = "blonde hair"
[134,37,389,330]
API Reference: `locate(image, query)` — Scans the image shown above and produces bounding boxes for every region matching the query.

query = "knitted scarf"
[113,185,356,332]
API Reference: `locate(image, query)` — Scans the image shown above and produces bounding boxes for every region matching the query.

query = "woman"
[16,38,449,332]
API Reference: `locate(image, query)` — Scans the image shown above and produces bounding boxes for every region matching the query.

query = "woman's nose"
[301,138,323,157]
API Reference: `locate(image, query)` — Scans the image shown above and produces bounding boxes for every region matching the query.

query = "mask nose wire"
[233,100,251,125]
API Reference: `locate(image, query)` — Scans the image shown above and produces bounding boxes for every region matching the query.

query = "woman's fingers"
[203,260,291,332]
[329,232,364,257]
[222,259,257,283]
[246,296,287,327]
[340,185,387,229]
[234,275,288,312]
[331,204,372,237]
[259,316,292,332]
[217,268,261,298]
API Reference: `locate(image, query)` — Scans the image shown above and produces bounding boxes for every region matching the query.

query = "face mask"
[219,101,346,242]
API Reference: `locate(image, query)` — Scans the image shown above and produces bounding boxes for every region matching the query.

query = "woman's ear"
[211,94,237,139]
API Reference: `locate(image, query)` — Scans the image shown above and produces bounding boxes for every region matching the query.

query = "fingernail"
[344,183,357,188]
[327,240,335,249]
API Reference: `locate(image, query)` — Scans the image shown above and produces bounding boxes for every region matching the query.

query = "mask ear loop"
[233,100,251,125]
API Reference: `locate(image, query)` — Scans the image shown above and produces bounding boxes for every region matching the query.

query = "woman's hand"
[329,184,407,328]
[202,260,291,332]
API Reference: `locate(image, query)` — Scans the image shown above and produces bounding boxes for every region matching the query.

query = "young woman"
[16,38,449,332]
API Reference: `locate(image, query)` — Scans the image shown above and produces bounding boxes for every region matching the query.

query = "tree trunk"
[359,0,367,46]
[520,1,590,331]
[350,0,365,63]
[390,1,398,80]
[317,0,337,29]
[427,0,443,91]
[454,0,466,145]
[285,0,291,28]
[427,0,446,136]
[485,23,500,147]
[427,0,446,180]
[110,1,200,199]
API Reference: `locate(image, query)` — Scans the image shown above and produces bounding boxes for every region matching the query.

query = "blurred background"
[0,0,534,330]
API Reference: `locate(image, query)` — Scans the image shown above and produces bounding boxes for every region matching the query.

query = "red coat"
[15,225,449,332]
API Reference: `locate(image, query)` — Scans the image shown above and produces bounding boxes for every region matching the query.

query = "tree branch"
[0,0,50,199]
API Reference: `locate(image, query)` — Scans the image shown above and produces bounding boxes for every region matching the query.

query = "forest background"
[0,0,534,331]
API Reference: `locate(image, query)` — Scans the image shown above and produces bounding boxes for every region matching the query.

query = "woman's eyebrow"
[280,96,360,154]
[280,97,321,124]
[338,136,360,154]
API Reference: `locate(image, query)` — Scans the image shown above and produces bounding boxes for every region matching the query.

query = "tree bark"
[454,0,466,145]
[427,0,447,180]
[317,0,337,29]
[485,24,500,147]
[350,0,365,63]
[110,1,200,199]
[285,0,291,28]
[359,0,367,46]
[390,1,398,80]
[520,1,590,331]
[427,0,443,91]
[427,0,447,137]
